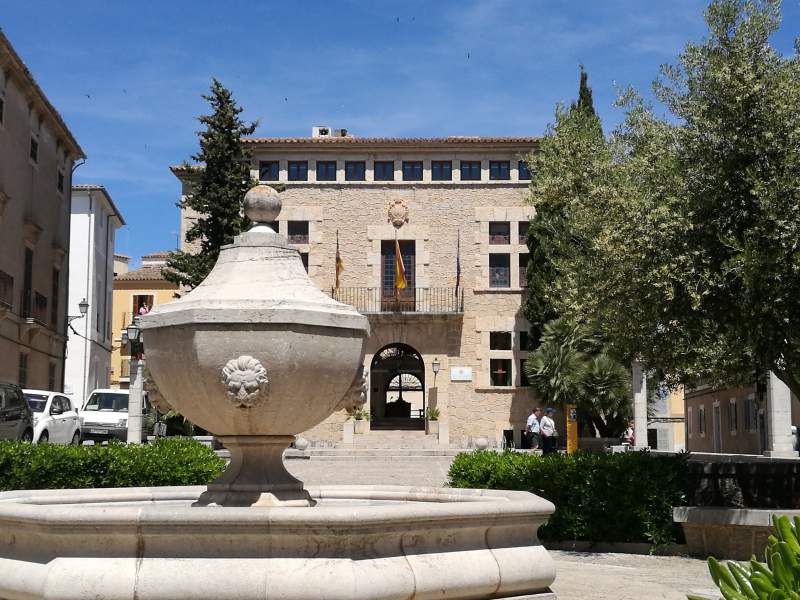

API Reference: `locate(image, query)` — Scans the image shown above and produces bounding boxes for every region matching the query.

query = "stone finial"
[243,185,281,227]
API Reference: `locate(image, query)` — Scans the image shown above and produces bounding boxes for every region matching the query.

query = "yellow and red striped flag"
[335,230,343,289]
[394,238,407,290]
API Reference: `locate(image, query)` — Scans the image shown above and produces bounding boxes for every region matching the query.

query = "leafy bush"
[690,515,800,600]
[448,450,688,545]
[0,438,225,491]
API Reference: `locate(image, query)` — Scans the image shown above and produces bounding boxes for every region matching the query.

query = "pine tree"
[572,64,597,117]
[164,79,257,289]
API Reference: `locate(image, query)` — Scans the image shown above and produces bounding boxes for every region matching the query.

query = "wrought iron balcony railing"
[22,290,48,324]
[489,267,510,288]
[331,287,464,314]
[0,271,13,308]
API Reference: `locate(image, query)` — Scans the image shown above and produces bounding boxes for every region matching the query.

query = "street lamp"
[123,316,145,445]
[431,357,441,385]
[67,298,89,324]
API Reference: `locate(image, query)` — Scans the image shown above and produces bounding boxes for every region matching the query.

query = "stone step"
[285,448,464,459]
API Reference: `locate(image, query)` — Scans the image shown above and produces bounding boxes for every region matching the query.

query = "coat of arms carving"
[387,198,409,228]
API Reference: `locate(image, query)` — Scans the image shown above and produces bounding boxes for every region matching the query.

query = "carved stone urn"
[140,185,369,506]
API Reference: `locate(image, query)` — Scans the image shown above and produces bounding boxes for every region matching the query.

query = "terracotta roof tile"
[114,265,171,283]
[241,136,540,146]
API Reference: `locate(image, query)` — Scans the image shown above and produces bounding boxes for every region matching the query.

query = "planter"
[354,419,368,434]
[674,506,800,560]
[426,420,439,435]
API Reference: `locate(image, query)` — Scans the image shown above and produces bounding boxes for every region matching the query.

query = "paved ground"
[287,456,718,600]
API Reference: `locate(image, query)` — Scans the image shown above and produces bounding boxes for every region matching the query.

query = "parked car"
[0,383,34,441]
[22,390,81,444]
[80,389,151,443]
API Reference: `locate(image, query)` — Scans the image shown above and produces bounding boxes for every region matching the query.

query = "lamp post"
[67,298,89,325]
[124,317,144,444]
[431,357,441,386]
[66,299,89,398]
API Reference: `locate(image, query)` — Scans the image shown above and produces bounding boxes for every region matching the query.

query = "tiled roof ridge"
[114,264,171,282]
[242,135,540,144]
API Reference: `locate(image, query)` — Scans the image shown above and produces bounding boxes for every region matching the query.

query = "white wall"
[64,188,121,404]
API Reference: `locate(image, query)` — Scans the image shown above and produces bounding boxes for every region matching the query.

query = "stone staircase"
[285,429,463,460]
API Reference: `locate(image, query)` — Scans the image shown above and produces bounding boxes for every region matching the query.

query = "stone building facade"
[0,32,84,391]
[174,131,540,447]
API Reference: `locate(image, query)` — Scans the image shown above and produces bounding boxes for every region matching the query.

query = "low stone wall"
[674,506,800,560]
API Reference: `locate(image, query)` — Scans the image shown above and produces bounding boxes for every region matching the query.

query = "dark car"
[0,383,34,441]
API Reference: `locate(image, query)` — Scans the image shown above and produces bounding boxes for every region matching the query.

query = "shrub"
[448,450,688,545]
[689,515,800,600]
[0,438,225,491]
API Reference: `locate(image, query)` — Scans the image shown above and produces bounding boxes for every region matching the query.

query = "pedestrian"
[526,407,541,450]
[540,407,558,455]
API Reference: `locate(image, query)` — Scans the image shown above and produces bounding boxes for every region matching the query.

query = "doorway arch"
[369,343,425,430]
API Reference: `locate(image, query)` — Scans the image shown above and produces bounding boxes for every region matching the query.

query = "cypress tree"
[572,64,597,117]
[164,79,257,289]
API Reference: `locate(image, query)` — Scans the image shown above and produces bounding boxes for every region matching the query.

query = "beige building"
[0,32,84,390]
[110,253,178,389]
[174,129,541,447]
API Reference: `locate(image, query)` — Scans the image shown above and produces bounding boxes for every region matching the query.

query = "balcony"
[0,271,12,318]
[287,234,309,245]
[22,290,48,325]
[331,287,463,315]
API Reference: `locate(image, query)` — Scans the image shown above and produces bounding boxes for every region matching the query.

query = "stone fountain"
[0,186,557,600]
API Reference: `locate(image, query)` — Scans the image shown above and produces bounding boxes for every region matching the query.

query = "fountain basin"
[0,485,556,600]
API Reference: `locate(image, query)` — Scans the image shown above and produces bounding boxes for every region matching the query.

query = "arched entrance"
[370,343,425,430]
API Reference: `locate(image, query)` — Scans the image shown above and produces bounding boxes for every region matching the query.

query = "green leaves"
[448,450,687,545]
[0,439,225,491]
[692,516,800,600]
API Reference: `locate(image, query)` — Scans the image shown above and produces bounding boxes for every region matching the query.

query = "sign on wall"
[450,367,472,382]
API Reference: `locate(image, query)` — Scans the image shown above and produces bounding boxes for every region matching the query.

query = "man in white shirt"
[525,407,541,450]
[540,407,557,455]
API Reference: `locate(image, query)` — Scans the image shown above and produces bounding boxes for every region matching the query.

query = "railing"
[22,290,48,324]
[0,271,12,308]
[489,234,510,245]
[489,267,510,288]
[331,287,464,314]
[287,234,309,244]
[519,267,527,287]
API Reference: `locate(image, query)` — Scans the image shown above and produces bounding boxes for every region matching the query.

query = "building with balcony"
[173,129,539,447]
[110,253,179,389]
[63,185,124,404]
[0,32,84,391]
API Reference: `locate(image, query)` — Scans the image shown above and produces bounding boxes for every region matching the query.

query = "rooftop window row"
[259,159,532,183]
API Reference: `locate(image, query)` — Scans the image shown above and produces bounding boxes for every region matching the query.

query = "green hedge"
[448,450,688,545]
[0,438,225,491]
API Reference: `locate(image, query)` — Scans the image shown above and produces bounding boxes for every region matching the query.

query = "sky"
[3,0,799,265]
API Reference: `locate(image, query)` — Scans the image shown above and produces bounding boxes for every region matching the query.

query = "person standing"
[526,407,541,450]
[540,407,558,455]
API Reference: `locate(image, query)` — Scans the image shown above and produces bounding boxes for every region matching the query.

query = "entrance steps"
[345,429,444,449]
[285,430,463,459]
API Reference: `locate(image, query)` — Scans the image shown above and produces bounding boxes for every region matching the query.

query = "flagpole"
[394,228,399,312]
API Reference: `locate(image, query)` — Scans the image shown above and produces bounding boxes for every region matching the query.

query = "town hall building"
[174,128,539,448]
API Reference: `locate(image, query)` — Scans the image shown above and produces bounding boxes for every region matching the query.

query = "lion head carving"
[221,355,269,408]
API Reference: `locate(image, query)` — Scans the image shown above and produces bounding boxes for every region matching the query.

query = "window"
[490,358,512,386]
[402,161,423,181]
[489,160,510,180]
[489,331,512,350]
[520,331,530,351]
[698,406,706,435]
[287,221,309,244]
[519,253,529,288]
[133,294,154,316]
[57,171,65,193]
[431,160,452,181]
[316,161,337,181]
[259,161,279,181]
[518,160,531,180]
[50,268,59,328]
[0,270,13,308]
[729,398,738,433]
[0,95,4,125]
[688,407,693,435]
[48,363,56,391]
[300,252,309,272]
[288,161,308,181]
[519,359,530,387]
[744,397,757,432]
[489,254,510,288]
[18,353,28,387]
[345,161,366,181]
[518,221,529,244]
[29,137,38,163]
[489,221,510,244]
[374,161,394,181]
[23,248,33,317]
[460,160,481,181]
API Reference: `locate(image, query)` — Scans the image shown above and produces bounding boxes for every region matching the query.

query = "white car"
[22,389,82,445]
[80,388,150,443]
